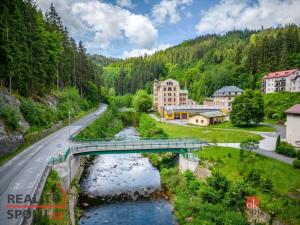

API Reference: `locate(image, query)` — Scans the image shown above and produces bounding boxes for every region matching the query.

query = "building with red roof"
[285,104,300,147]
[261,69,300,93]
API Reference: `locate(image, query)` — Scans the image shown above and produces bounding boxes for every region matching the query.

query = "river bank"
[77,127,178,225]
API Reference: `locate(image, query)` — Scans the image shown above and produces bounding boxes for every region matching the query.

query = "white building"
[285,104,300,147]
[261,69,300,93]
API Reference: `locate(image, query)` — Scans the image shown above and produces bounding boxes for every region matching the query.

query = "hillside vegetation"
[264,92,300,120]
[100,25,300,103]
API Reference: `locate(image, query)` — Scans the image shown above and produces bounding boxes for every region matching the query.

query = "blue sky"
[37,0,300,58]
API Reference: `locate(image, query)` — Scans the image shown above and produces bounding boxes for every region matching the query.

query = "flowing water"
[79,127,177,225]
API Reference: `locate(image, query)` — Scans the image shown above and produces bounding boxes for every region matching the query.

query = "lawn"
[156,121,263,143]
[193,146,300,225]
[194,146,300,195]
[209,121,276,132]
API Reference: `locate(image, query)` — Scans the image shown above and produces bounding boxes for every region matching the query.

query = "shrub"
[202,187,222,204]
[20,98,55,128]
[296,151,300,160]
[275,142,296,157]
[207,171,229,193]
[276,135,281,151]
[261,177,273,193]
[246,169,261,187]
[293,159,300,169]
[0,105,19,130]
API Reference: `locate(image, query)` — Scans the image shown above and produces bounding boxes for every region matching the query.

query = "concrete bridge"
[49,138,207,164]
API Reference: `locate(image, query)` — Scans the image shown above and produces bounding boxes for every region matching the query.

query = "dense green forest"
[0,0,101,97]
[101,25,300,102]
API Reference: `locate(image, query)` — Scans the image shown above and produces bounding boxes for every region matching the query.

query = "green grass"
[194,146,300,195]
[209,121,276,132]
[156,121,263,143]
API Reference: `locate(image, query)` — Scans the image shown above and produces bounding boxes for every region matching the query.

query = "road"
[0,104,107,225]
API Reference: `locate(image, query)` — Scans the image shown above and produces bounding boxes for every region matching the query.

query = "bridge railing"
[49,139,207,164]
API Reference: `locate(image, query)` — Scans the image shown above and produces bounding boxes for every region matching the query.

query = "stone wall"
[178,154,199,173]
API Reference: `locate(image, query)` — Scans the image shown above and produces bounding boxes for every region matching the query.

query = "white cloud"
[196,0,300,34]
[72,1,158,49]
[152,0,193,24]
[37,0,87,34]
[116,0,135,9]
[122,44,171,58]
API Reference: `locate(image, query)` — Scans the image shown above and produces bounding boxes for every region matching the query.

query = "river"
[78,127,177,225]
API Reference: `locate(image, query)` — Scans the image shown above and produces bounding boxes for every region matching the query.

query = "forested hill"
[0,1,102,97]
[101,25,300,102]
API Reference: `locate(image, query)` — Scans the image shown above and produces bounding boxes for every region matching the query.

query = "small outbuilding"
[285,104,300,147]
[189,111,226,126]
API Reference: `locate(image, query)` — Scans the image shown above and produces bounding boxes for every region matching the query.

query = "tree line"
[101,25,300,102]
[0,0,101,97]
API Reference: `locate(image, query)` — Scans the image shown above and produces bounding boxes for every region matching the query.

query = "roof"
[213,86,243,96]
[285,104,300,115]
[179,89,189,94]
[262,69,298,79]
[193,111,226,118]
[164,105,219,111]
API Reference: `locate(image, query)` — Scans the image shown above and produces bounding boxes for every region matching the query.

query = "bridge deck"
[49,139,206,163]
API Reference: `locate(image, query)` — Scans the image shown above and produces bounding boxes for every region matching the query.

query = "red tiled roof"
[262,69,298,79]
[285,104,300,115]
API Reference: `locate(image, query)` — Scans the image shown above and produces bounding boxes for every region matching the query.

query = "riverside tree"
[133,90,152,113]
[230,89,264,126]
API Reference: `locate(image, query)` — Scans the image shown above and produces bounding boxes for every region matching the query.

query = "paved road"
[0,104,107,225]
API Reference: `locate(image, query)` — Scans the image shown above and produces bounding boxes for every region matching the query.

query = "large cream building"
[153,79,190,112]
[212,86,244,112]
[261,69,300,93]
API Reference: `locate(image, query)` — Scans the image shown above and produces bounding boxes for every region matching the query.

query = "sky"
[36,0,300,58]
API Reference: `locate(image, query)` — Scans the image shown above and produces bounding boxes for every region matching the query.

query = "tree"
[86,81,98,106]
[276,135,281,151]
[133,90,152,113]
[230,89,264,126]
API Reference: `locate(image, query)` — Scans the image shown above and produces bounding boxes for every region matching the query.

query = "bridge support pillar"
[179,154,199,174]
[50,155,82,190]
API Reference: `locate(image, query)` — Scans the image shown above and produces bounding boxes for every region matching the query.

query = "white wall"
[286,114,300,147]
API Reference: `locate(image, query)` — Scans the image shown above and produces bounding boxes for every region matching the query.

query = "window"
[201,120,204,123]
[164,87,166,91]
[196,119,198,123]
[173,87,176,91]
[168,87,172,91]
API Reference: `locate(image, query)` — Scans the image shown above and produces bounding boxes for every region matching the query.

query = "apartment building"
[153,79,189,112]
[261,69,300,93]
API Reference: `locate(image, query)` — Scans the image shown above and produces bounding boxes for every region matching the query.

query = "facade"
[162,105,220,120]
[285,104,300,147]
[212,86,244,112]
[189,111,226,126]
[261,69,300,93]
[153,79,194,113]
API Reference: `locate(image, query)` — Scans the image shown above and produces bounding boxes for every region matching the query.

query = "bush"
[0,105,19,130]
[138,114,167,138]
[132,90,152,113]
[275,142,296,157]
[261,177,273,193]
[296,151,300,160]
[20,98,55,128]
[245,169,261,187]
[293,159,300,169]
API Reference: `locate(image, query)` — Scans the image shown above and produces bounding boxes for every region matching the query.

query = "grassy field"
[194,146,300,195]
[209,121,276,132]
[193,146,300,224]
[155,120,263,143]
